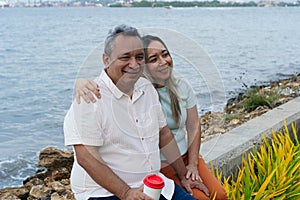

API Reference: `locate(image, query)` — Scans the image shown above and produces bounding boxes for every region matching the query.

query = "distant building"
[257,0,279,6]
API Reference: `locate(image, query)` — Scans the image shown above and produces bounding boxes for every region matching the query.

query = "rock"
[64,185,71,191]
[39,147,74,171]
[286,82,299,88]
[249,106,270,118]
[50,193,60,200]
[272,97,294,107]
[46,190,75,200]
[49,181,66,194]
[51,167,70,181]
[23,169,50,186]
[213,127,227,134]
[0,148,75,200]
[60,179,70,186]
[0,187,28,200]
[59,190,75,200]
[199,117,207,125]
[29,185,51,199]
[24,178,44,190]
[229,119,240,125]
[44,177,52,187]
[0,193,20,200]
[50,192,66,200]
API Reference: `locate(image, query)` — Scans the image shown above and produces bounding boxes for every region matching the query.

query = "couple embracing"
[64,24,227,200]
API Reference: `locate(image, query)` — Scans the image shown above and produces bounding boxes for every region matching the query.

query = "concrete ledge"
[200,96,300,177]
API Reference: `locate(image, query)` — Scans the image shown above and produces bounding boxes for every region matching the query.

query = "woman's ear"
[103,53,109,67]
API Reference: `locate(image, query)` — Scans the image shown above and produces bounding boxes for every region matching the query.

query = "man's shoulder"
[136,77,155,91]
[137,76,151,84]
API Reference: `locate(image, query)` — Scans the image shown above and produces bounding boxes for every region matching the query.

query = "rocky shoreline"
[1,74,299,200]
[200,73,300,142]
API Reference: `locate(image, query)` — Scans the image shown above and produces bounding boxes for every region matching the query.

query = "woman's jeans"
[88,183,197,200]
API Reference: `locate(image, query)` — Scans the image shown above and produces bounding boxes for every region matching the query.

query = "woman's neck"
[153,79,167,88]
[154,83,165,88]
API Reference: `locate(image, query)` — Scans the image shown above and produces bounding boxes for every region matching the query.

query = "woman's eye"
[149,58,157,63]
[162,52,169,58]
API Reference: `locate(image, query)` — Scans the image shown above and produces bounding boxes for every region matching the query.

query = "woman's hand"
[184,164,210,197]
[192,179,210,197]
[186,164,200,181]
[181,176,210,197]
[75,78,100,104]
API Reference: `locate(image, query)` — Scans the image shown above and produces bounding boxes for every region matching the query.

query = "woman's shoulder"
[174,76,193,92]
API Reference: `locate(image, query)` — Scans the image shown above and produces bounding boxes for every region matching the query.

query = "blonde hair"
[142,35,181,125]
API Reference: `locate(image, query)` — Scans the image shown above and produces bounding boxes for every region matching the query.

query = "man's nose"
[128,57,139,69]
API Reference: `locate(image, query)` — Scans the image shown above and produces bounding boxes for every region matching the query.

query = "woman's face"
[146,40,172,85]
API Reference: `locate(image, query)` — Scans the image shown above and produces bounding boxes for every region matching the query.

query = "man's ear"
[103,53,110,67]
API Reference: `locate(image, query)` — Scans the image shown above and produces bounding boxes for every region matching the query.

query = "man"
[64,24,199,200]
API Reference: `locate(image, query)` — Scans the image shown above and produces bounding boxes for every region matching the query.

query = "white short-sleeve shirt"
[64,70,174,200]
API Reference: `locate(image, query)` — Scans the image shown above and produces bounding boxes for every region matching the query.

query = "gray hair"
[104,24,142,57]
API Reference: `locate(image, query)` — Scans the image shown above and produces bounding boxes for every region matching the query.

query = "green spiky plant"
[211,121,300,200]
[240,89,281,112]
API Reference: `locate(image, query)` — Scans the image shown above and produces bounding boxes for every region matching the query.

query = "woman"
[76,35,228,200]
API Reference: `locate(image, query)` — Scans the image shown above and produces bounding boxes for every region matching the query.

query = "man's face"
[104,35,145,87]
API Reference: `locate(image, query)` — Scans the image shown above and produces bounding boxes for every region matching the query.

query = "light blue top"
[157,78,197,160]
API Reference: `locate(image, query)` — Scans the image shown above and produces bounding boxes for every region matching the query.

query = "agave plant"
[211,121,300,200]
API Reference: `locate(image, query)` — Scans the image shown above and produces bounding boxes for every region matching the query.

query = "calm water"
[0,7,300,188]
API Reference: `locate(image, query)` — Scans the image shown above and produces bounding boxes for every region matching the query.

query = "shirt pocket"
[135,109,160,140]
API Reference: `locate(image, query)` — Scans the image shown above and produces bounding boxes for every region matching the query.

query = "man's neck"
[117,84,134,98]
[105,69,134,98]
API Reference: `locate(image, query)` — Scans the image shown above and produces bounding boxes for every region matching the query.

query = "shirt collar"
[100,70,144,102]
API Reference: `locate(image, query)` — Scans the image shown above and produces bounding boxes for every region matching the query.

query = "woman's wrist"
[188,155,198,167]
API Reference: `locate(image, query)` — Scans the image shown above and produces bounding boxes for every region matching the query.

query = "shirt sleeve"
[178,78,197,109]
[157,103,167,129]
[149,84,167,129]
[64,99,103,147]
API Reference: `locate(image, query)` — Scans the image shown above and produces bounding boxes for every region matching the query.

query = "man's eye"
[136,55,144,61]
[119,56,130,61]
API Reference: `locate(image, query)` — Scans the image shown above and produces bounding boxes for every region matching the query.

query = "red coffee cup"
[143,174,165,200]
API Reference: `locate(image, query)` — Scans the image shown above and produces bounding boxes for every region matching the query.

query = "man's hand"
[123,186,154,200]
[75,78,100,104]
[180,176,210,197]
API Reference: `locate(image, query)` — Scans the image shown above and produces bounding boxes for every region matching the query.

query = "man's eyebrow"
[117,52,130,57]
[118,50,144,57]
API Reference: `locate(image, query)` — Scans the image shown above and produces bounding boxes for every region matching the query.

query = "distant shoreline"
[5,0,300,9]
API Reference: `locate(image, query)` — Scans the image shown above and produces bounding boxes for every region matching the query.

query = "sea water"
[0,7,299,188]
